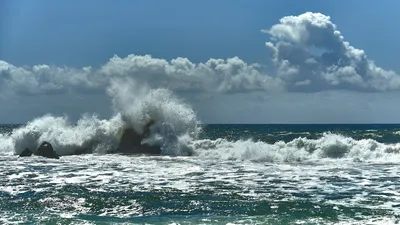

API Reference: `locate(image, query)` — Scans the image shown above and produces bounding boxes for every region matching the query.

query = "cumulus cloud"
[0,55,282,97]
[100,55,282,93]
[0,61,106,97]
[1,12,400,97]
[263,12,400,92]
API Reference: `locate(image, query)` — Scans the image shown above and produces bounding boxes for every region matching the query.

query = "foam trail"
[193,132,400,163]
[0,78,201,156]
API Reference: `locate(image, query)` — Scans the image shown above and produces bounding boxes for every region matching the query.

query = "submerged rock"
[72,140,101,155]
[115,120,161,155]
[19,148,33,157]
[35,141,60,159]
[73,146,94,155]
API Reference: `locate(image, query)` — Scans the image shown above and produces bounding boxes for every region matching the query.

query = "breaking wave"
[193,132,400,163]
[1,78,400,163]
[0,78,200,156]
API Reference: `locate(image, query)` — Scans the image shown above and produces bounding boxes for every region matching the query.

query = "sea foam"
[193,132,400,162]
[1,78,201,156]
[2,79,400,163]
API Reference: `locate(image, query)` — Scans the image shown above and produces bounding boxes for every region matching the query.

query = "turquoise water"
[1,124,400,224]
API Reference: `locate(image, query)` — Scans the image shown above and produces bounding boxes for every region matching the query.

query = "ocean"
[1,122,400,224]
[0,83,399,224]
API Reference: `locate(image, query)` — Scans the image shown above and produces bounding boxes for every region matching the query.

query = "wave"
[0,78,200,156]
[193,132,400,162]
[1,78,400,163]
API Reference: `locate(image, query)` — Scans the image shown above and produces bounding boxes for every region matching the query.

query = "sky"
[1,0,400,124]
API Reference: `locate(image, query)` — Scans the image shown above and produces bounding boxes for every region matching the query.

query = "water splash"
[2,78,400,162]
[193,132,400,162]
[1,78,201,156]
[107,78,201,156]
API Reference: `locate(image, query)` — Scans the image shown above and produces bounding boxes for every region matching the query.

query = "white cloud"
[263,12,400,92]
[100,54,283,93]
[0,61,106,97]
[1,11,400,100]
[0,55,283,98]
[295,79,311,86]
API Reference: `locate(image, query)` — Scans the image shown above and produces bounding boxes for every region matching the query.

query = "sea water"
[1,80,400,224]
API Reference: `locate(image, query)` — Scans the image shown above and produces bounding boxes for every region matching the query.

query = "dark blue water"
[1,124,400,224]
[4,123,400,143]
[200,124,400,143]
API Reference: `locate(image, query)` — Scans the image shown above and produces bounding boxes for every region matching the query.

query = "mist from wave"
[194,132,400,163]
[0,78,200,157]
[1,79,400,163]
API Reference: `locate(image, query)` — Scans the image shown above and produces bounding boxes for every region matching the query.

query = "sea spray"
[107,78,201,155]
[0,133,13,155]
[3,78,201,156]
[10,114,122,155]
[3,78,400,162]
[193,132,400,162]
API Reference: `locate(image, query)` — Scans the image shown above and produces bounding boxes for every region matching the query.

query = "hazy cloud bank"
[1,12,399,98]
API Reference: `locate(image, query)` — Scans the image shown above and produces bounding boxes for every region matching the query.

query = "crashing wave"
[2,78,400,163]
[0,78,201,157]
[193,132,400,162]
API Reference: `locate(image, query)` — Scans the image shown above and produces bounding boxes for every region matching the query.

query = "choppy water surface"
[2,85,400,224]
[1,149,400,224]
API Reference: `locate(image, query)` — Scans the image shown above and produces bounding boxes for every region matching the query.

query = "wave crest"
[1,78,201,156]
[193,133,400,162]
[2,78,400,163]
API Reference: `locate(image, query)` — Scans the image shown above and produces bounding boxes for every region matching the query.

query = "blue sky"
[2,0,399,69]
[1,0,400,123]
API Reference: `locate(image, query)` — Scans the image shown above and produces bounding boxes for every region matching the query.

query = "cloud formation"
[0,61,106,96]
[1,12,400,97]
[263,12,400,92]
[100,55,282,93]
[0,55,282,97]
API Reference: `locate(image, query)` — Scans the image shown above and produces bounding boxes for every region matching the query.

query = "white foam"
[0,78,201,156]
[1,153,400,223]
[0,133,13,155]
[107,78,200,155]
[9,114,122,155]
[2,78,400,163]
[193,132,400,162]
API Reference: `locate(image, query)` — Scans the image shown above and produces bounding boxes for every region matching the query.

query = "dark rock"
[35,141,60,159]
[19,148,33,157]
[72,140,100,155]
[73,146,94,155]
[115,120,161,155]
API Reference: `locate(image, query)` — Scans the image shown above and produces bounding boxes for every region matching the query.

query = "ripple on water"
[1,155,400,224]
